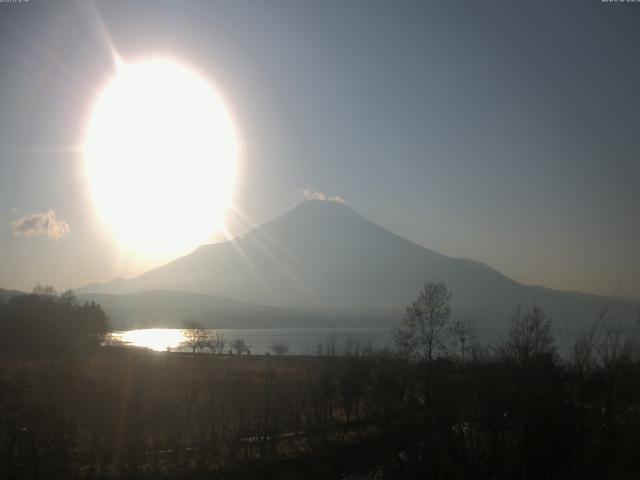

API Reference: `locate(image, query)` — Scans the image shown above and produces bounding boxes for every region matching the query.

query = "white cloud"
[301,189,345,204]
[11,210,70,240]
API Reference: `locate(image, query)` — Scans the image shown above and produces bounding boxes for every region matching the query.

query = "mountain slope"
[79,200,639,330]
[79,201,516,307]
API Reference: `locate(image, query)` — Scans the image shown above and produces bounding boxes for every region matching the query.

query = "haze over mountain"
[78,200,639,332]
[75,290,349,331]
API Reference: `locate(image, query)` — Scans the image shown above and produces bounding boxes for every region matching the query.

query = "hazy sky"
[0,0,638,298]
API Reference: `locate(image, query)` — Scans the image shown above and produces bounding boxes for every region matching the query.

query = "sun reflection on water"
[110,328,187,352]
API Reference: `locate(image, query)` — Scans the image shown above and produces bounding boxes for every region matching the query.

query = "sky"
[0,0,639,299]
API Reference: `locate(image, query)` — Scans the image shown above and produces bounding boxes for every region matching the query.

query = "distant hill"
[76,290,393,330]
[78,200,639,335]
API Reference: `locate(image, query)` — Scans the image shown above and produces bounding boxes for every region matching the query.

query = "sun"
[83,58,239,260]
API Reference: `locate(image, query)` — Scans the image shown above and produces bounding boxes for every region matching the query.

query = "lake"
[108,327,396,355]
[106,321,625,356]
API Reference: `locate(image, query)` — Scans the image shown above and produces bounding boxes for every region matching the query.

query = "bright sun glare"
[84,58,239,259]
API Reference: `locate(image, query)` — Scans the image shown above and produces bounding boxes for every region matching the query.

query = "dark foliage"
[0,331,638,479]
[1,286,639,479]
[0,285,109,357]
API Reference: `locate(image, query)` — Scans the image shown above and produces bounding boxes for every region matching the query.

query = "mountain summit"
[80,200,515,308]
[80,200,638,328]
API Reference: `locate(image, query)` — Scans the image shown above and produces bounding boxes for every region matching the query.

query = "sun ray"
[77,0,124,70]
[224,203,328,311]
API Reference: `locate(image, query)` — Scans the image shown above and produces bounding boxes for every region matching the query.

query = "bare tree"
[182,319,208,354]
[500,306,556,365]
[32,283,57,297]
[204,331,227,355]
[572,282,623,375]
[269,343,289,356]
[395,281,452,363]
[231,338,249,355]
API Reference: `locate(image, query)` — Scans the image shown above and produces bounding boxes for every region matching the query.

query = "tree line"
[0,285,109,356]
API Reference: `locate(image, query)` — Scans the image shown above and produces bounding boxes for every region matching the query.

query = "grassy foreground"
[2,339,640,479]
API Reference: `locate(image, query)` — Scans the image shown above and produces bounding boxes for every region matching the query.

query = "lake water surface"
[107,321,623,356]
[108,327,395,355]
